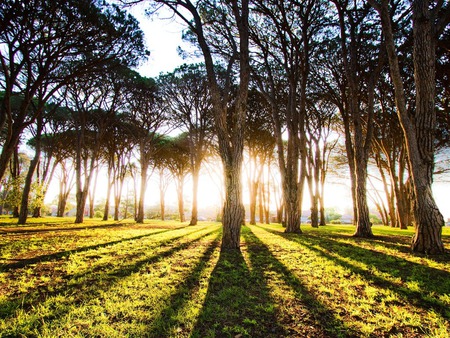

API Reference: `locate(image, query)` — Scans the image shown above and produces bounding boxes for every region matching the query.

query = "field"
[0,218,449,337]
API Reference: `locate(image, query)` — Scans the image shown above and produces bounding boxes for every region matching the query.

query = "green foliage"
[0,219,449,337]
[370,214,383,225]
[30,182,45,211]
[326,208,342,223]
[2,175,24,212]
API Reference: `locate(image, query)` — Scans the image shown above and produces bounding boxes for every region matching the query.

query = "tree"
[95,64,134,221]
[244,88,275,225]
[152,136,175,221]
[147,0,250,250]
[18,100,61,223]
[125,74,165,223]
[158,63,214,225]
[368,0,450,253]
[329,0,386,237]
[46,108,78,218]
[165,134,191,222]
[0,0,147,182]
[64,74,112,224]
[2,151,29,217]
[251,0,327,233]
[305,101,339,227]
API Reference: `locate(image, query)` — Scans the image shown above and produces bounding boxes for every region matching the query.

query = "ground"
[0,218,449,337]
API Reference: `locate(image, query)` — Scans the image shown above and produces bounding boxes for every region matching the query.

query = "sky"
[127,3,195,78]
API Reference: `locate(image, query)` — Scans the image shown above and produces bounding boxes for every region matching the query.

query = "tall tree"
[165,134,191,222]
[331,0,386,237]
[146,0,250,250]
[244,88,275,225]
[64,76,108,224]
[125,74,165,224]
[368,0,450,253]
[158,63,214,225]
[251,0,326,233]
[0,0,147,182]
[305,101,339,227]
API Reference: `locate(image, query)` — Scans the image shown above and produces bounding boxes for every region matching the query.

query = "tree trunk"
[319,163,326,226]
[57,192,67,217]
[410,0,445,253]
[32,207,41,218]
[221,160,245,250]
[189,166,200,225]
[370,0,445,253]
[159,173,165,221]
[342,115,358,224]
[249,181,257,225]
[103,166,113,221]
[264,174,270,224]
[18,115,43,224]
[277,207,283,224]
[136,158,148,223]
[75,183,90,223]
[259,181,264,224]
[284,170,301,233]
[18,152,40,225]
[113,175,124,221]
[177,176,185,222]
[12,206,19,218]
[353,155,373,237]
[18,154,39,224]
[88,167,99,218]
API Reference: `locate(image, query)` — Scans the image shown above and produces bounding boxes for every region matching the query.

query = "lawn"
[0,218,449,337]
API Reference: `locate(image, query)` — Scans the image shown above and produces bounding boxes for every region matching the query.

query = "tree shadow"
[191,243,286,337]
[0,221,188,235]
[1,228,178,271]
[145,232,222,336]
[260,225,450,321]
[311,230,449,258]
[191,226,358,338]
[243,227,359,338]
[0,227,218,322]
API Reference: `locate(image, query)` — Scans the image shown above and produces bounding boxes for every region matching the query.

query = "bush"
[94,210,103,218]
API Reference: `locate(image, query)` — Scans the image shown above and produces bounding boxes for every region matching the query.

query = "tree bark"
[410,0,445,253]
[18,116,42,224]
[103,166,113,221]
[56,162,72,217]
[189,165,200,225]
[370,0,445,253]
[249,180,257,225]
[221,160,245,250]
[176,176,185,222]
[18,150,39,224]
[136,158,148,223]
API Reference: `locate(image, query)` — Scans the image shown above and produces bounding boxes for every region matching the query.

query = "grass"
[0,218,449,337]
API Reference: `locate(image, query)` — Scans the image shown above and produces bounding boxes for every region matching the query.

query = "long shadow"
[191,227,348,338]
[312,230,447,258]
[1,228,178,271]
[259,225,450,321]
[0,226,219,321]
[244,226,359,338]
[0,221,188,235]
[145,232,222,336]
[191,227,330,338]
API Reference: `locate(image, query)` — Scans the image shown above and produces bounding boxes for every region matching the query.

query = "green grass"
[0,218,449,337]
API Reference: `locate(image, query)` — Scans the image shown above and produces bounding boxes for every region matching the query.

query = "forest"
[1,0,450,336]
[2,0,449,252]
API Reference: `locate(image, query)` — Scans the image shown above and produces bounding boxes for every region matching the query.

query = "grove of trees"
[1,0,449,254]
